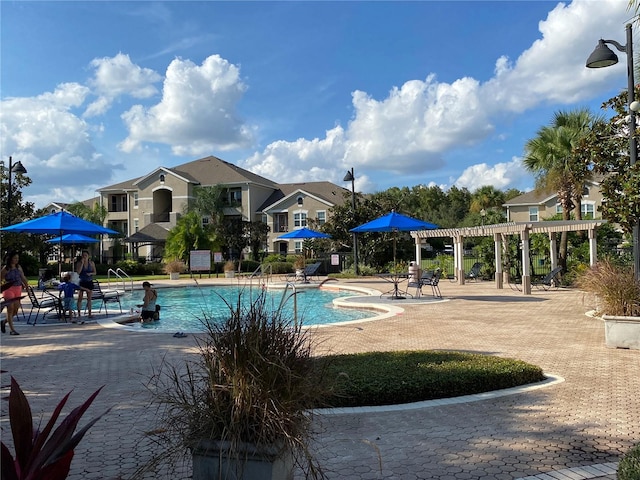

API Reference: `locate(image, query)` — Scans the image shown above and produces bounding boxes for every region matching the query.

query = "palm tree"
[470,185,505,214]
[523,108,598,271]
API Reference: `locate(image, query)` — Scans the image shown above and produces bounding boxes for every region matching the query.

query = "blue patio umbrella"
[351,211,438,271]
[350,211,438,233]
[1,211,118,275]
[46,233,100,244]
[277,227,330,240]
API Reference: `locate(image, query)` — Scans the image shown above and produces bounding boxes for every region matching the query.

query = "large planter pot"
[169,272,180,280]
[602,315,640,350]
[192,440,293,480]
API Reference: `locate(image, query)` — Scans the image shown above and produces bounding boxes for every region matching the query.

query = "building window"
[555,203,562,214]
[134,192,139,208]
[294,212,307,227]
[582,185,590,196]
[581,203,595,219]
[159,174,165,183]
[297,196,303,206]
[261,214,267,224]
[134,219,139,233]
[529,207,539,222]
[224,187,242,206]
[202,216,209,227]
[316,211,326,225]
[294,240,303,253]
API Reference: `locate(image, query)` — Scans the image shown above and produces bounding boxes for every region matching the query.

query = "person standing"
[76,250,96,318]
[1,251,29,335]
[139,281,158,323]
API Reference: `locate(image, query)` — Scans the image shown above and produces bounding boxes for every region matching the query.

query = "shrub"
[576,259,640,316]
[618,442,640,480]
[149,292,329,478]
[263,254,286,263]
[315,350,545,408]
[163,260,187,274]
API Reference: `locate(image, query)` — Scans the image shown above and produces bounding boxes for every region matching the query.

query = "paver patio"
[1,277,637,479]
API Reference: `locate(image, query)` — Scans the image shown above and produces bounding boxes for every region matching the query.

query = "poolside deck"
[1,277,637,479]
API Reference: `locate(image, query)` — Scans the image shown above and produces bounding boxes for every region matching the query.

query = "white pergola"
[411,220,607,294]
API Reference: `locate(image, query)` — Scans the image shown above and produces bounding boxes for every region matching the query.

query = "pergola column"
[456,236,465,285]
[589,228,598,266]
[549,232,558,270]
[415,236,422,268]
[521,228,531,295]
[494,233,503,289]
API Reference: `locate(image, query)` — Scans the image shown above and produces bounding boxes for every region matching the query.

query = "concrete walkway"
[1,277,637,479]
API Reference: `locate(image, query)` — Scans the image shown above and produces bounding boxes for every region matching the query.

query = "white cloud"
[242,0,628,192]
[119,54,253,155]
[1,83,122,203]
[84,53,162,117]
[454,158,528,191]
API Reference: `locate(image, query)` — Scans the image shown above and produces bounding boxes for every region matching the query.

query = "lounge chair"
[533,266,563,291]
[465,262,483,281]
[87,280,122,315]
[286,262,322,283]
[25,286,63,325]
[409,269,442,298]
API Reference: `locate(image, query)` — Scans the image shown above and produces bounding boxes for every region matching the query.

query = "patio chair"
[410,269,442,299]
[533,266,563,291]
[87,280,122,315]
[286,262,322,283]
[25,286,63,325]
[465,262,483,281]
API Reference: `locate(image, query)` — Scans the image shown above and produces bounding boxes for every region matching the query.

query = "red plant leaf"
[8,377,34,471]
[23,389,71,475]
[32,386,105,470]
[35,449,73,480]
[1,441,19,480]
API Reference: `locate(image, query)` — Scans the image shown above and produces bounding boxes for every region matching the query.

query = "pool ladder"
[277,282,300,327]
[106,268,134,293]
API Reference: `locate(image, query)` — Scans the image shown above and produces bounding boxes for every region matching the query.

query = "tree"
[190,185,226,228]
[0,160,35,256]
[164,211,211,263]
[523,108,598,271]
[66,201,108,225]
[579,87,640,235]
[470,186,505,214]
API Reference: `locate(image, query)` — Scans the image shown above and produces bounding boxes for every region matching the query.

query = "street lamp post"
[343,168,359,275]
[586,23,640,280]
[5,156,28,226]
[480,208,486,227]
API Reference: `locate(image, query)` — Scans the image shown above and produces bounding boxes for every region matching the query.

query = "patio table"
[376,273,412,300]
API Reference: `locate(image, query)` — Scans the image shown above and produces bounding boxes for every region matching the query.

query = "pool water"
[117,285,372,332]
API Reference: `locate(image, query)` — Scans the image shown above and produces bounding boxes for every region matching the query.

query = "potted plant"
[577,259,640,350]
[293,256,305,280]
[223,260,236,278]
[148,292,330,480]
[164,260,186,280]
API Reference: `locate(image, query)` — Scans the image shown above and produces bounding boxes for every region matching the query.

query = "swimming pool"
[116,285,374,332]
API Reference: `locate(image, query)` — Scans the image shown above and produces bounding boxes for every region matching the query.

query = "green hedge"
[313,350,545,408]
[619,443,640,480]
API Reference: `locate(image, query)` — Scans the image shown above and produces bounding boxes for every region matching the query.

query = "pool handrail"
[278,282,299,327]
[107,268,134,292]
[249,263,273,283]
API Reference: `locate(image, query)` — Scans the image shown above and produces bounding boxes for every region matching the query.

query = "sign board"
[190,250,211,272]
[214,252,224,263]
[331,254,340,266]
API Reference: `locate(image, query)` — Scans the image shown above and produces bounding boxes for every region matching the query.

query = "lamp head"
[343,170,354,182]
[11,160,27,175]
[586,40,619,68]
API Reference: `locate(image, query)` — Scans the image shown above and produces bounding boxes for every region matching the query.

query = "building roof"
[124,223,169,244]
[504,176,603,207]
[170,156,277,188]
[258,181,350,212]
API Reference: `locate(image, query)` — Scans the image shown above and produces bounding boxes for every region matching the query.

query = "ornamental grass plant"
[576,258,640,316]
[148,291,331,479]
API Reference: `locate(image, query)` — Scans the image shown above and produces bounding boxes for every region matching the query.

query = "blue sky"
[0,0,632,209]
